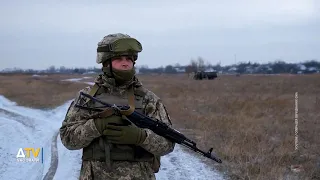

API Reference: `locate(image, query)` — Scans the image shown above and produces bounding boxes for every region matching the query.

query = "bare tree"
[197,57,205,71]
[48,65,56,73]
[190,59,198,72]
[185,65,196,77]
[59,66,66,73]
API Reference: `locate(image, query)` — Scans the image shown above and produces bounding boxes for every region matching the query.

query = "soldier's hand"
[93,115,125,135]
[102,124,147,145]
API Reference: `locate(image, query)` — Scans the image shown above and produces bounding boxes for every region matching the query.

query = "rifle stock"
[74,92,222,163]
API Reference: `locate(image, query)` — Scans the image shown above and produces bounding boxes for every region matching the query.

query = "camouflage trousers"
[79,160,156,180]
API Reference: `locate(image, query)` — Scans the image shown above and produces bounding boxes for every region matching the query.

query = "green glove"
[103,124,147,145]
[93,115,126,135]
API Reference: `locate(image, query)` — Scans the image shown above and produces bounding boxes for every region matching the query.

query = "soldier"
[59,33,175,180]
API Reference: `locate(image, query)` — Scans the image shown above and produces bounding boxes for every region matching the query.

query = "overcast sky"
[0,0,319,70]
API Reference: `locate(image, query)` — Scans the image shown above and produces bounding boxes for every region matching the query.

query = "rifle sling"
[90,107,115,119]
[83,83,100,105]
[119,85,135,116]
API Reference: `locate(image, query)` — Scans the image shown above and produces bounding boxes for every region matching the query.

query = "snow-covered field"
[0,88,224,180]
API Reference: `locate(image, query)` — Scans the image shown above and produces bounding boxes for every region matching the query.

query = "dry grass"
[0,73,319,179]
[0,73,94,109]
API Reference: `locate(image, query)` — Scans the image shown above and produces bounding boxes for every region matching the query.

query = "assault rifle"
[74,92,222,163]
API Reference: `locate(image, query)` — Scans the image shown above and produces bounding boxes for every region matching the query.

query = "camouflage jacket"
[59,74,175,180]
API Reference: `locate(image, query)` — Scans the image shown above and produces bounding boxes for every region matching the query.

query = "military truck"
[193,71,218,80]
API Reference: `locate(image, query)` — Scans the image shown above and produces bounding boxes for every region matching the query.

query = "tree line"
[1,58,319,75]
[137,58,320,74]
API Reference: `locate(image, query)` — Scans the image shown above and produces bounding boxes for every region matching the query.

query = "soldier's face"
[111,56,134,70]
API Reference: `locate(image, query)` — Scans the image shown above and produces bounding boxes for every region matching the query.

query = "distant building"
[204,68,216,72]
[174,67,185,73]
[297,64,307,71]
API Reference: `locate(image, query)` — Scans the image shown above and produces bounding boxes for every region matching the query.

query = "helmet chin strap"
[109,60,114,77]
[101,59,115,77]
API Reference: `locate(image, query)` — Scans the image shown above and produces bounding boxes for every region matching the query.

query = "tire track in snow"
[0,96,56,180]
[0,95,66,180]
[43,130,59,180]
[0,108,36,129]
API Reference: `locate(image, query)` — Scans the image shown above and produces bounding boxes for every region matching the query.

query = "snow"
[61,78,84,82]
[84,82,95,86]
[297,64,306,71]
[0,94,224,180]
[156,146,224,180]
[204,68,216,72]
[308,67,317,71]
[61,77,94,85]
[32,74,48,77]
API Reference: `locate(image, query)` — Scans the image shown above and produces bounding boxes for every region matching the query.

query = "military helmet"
[96,33,143,64]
